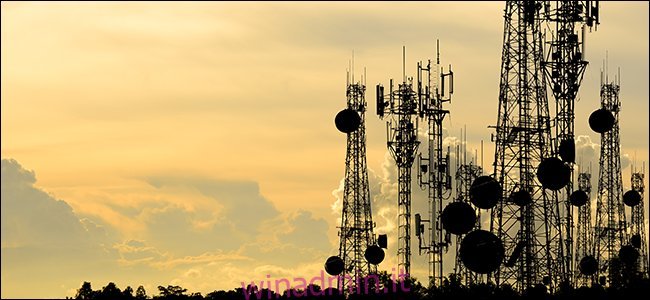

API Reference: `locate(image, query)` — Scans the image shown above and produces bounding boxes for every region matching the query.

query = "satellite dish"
[335,109,361,133]
[509,190,532,207]
[558,138,576,163]
[536,157,570,190]
[364,245,385,265]
[579,255,598,275]
[459,230,504,274]
[569,190,589,207]
[619,245,640,265]
[441,202,477,235]
[623,190,641,207]
[589,108,615,133]
[470,176,502,209]
[324,256,344,276]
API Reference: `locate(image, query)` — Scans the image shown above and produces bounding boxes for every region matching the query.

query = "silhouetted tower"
[543,1,600,281]
[453,129,483,286]
[574,170,595,286]
[326,68,384,292]
[628,165,648,277]
[414,41,454,286]
[592,70,627,286]
[377,48,420,277]
[489,1,566,291]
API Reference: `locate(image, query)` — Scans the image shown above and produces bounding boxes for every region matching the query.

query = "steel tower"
[593,72,627,286]
[415,42,454,286]
[489,1,565,291]
[334,71,380,291]
[542,1,600,281]
[629,166,648,277]
[452,131,483,286]
[574,170,595,286]
[377,49,420,277]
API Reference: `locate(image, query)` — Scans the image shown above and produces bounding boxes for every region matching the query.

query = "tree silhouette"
[123,286,134,299]
[135,285,148,300]
[98,282,122,300]
[156,285,188,299]
[75,281,94,300]
[70,276,650,300]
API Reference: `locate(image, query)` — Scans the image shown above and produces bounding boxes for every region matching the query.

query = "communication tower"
[452,129,484,286]
[376,48,420,277]
[488,1,566,291]
[414,41,454,286]
[325,67,384,292]
[592,69,628,287]
[542,1,600,281]
[627,165,648,277]
[573,169,596,286]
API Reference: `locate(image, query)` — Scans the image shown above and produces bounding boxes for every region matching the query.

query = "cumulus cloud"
[2,159,337,297]
[575,134,635,190]
[1,159,121,298]
[330,122,501,281]
[1,159,113,249]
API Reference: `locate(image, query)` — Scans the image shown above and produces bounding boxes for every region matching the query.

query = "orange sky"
[1,2,648,298]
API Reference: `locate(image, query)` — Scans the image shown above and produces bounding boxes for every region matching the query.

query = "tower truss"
[415,42,454,286]
[542,0,600,282]
[630,166,648,277]
[377,50,420,277]
[453,131,483,286]
[489,1,565,291]
[574,171,595,286]
[337,73,378,291]
[593,73,627,287]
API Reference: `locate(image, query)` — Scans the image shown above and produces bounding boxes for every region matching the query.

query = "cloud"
[575,135,600,173]
[1,159,123,298]
[1,159,111,248]
[329,123,488,282]
[1,159,338,297]
[146,176,279,234]
[575,134,635,188]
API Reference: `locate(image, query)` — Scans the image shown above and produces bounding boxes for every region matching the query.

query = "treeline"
[71,275,650,300]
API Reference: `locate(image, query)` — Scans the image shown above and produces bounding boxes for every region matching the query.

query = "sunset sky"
[1,2,648,298]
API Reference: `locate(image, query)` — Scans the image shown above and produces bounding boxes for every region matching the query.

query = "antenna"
[461,124,467,168]
[347,58,350,86]
[403,45,406,83]
[364,67,367,87]
[481,140,485,170]
[582,24,587,59]
[437,39,440,65]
